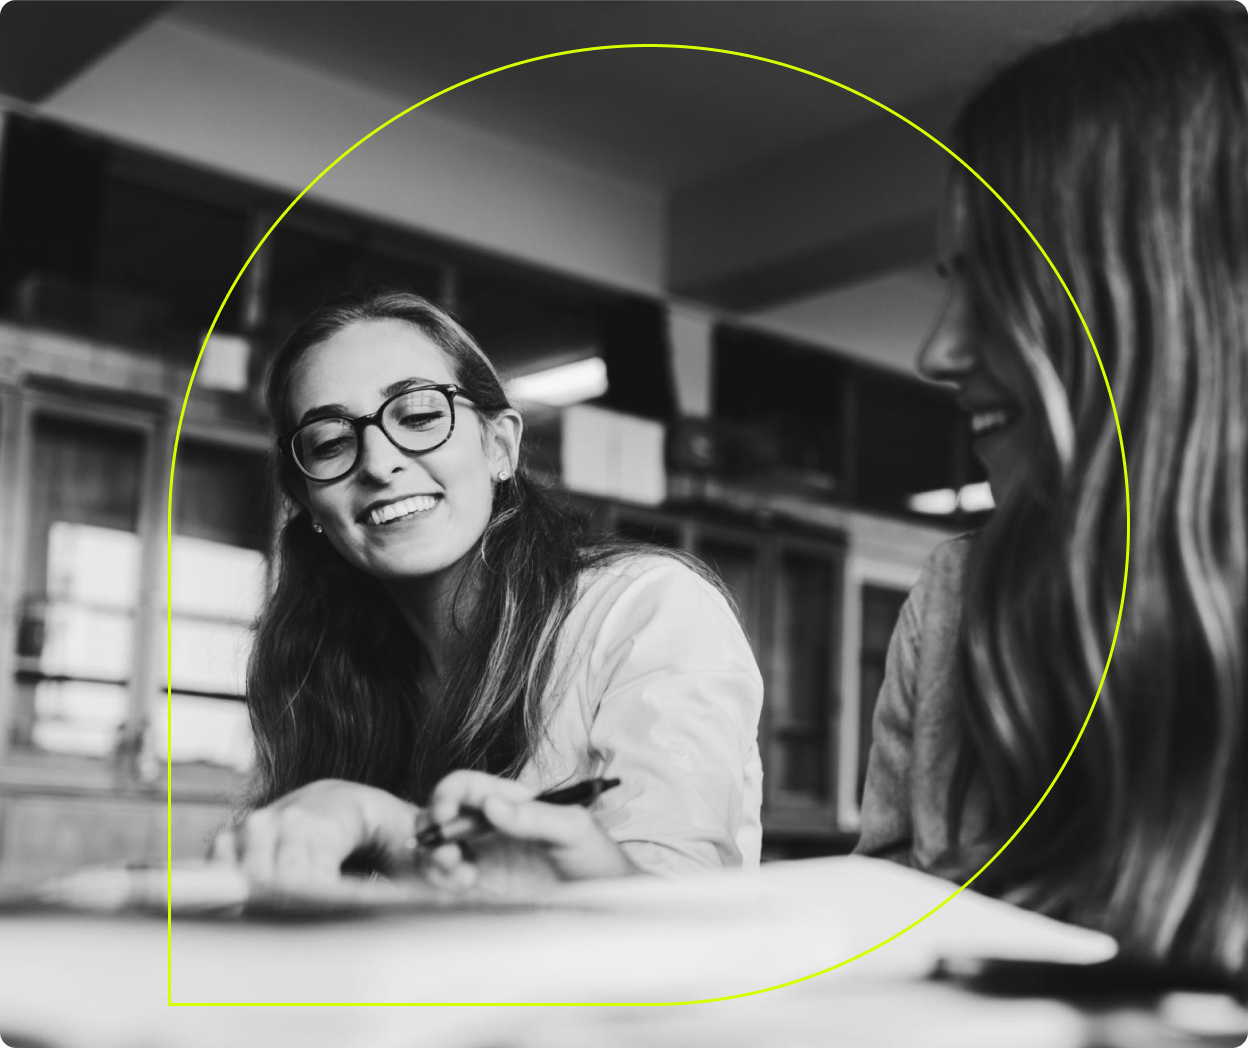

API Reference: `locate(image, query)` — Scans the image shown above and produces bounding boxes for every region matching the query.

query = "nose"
[917,282,978,384]
[354,420,415,482]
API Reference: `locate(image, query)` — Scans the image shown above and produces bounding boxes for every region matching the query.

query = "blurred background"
[0,0,1149,877]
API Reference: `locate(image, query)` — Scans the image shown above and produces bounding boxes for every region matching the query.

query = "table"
[1,857,1242,1048]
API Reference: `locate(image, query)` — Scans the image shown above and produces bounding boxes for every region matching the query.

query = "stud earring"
[497,470,511,481]
[312,521,323,533]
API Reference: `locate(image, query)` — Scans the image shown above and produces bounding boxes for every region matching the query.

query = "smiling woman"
[284,323,514,589]
[212,290,763,888]
[856,3,1248,984]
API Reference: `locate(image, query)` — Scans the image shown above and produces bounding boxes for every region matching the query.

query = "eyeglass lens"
[291,388,454,480]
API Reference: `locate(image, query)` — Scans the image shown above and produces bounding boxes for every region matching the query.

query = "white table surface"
[6,856,1227,1048]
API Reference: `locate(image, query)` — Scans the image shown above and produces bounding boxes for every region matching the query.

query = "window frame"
[0,386,165,793]
[0,376,271,801]
[761,531,847,835]
[157,424,273,783]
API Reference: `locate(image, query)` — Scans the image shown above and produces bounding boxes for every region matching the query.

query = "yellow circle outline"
[165,43,1131,1008]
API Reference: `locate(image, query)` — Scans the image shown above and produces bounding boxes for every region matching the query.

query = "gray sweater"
[854,537,991,869]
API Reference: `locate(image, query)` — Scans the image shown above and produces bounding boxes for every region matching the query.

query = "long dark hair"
[246,291,683,808]
[944,4,1248,978]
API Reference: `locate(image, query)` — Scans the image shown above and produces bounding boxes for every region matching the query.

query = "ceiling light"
[905,482,997,516]
[956,481,995,513]
[506,357,608,407]
[905,488,958,515]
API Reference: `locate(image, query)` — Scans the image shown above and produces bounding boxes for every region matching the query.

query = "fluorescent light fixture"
[507,357,608,407]
[905,488,959,515]
[957,481,995,513]
[905,481,996,516]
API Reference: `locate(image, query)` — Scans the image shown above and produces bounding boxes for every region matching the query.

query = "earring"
[311,521,323,533]
[497,470,511,481]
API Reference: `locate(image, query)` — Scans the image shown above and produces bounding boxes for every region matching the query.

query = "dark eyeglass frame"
[280,383,475,483]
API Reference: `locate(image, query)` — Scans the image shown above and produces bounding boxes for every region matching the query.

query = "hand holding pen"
[416,777,621,849]
[417,771,638,884]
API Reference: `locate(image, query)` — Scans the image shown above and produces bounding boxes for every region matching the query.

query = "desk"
[0,858,1241,1048]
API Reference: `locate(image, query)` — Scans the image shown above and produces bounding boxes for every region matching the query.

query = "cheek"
[977,336,1034,406]
[304,485,349,529]
[452,442,498,510]
[461,472,496,524]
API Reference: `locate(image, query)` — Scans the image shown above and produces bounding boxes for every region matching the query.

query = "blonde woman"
[858,5,1248,982]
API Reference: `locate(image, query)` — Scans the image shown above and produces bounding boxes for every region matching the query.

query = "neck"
[383,558,479,681]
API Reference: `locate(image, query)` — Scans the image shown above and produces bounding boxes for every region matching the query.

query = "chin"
[365,556,453,581]
[374,547,478,584]
[975,437,1029,500]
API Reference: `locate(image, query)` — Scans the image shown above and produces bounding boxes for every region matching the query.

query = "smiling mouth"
[970,409,1018,439]
[361,494,441,526]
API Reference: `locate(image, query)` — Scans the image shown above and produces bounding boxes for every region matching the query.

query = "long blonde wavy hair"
[945,4,1248,980]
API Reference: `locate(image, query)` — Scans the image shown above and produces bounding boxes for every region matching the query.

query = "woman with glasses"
[857,5,1247,981]
[214,291,762,887]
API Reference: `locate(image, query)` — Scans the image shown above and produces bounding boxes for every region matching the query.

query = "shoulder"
[574,550,732,617]
[561,548,754,672]
[919,534,973,589]
[885,535,973,688]
[908,535,973,625]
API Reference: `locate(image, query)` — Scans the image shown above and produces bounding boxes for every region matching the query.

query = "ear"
[483,409,523,477]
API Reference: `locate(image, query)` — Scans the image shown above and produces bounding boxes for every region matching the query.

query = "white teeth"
[366,495,439,526]
[971,410,1012,435]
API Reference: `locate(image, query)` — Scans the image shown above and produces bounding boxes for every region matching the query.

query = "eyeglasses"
[281,384,474,482]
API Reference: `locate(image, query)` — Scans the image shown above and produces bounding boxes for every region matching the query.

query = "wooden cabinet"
[764,539,843,834]
[595,500,850,847]
[856,584,910,805]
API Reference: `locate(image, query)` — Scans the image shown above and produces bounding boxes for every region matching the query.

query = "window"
[148,440,269,776]
[12,414,146,760]
[4,396,271,786]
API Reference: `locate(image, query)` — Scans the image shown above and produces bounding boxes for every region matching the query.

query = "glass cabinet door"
[857,584,910,803]
[13,413,147,761]
[150,438,269,777]
[605,505,687,550]
[764,538,844,832]
[695,531,764,661]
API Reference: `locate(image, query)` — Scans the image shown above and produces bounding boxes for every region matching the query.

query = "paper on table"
[1,853,1116,1004]
[551,854,1118,984]
[7,855,1115,962]
[165,855,1116,1004]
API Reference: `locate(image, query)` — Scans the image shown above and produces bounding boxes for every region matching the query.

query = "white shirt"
[517,553,764,875]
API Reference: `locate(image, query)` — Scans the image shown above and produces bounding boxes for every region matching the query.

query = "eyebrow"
[295,377,442,426]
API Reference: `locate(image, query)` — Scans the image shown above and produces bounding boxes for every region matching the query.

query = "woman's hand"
[210,779,417,884]
[422,770,639,890]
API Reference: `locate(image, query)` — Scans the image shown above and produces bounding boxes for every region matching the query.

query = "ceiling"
[4,0,1163,368]
[168,1,1147,189]
[161,0,1156,317]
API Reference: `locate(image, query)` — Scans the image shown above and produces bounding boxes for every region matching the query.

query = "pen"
[415,777,621,850]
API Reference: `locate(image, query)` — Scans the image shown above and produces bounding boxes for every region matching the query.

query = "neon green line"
[167,42,1130,1008]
